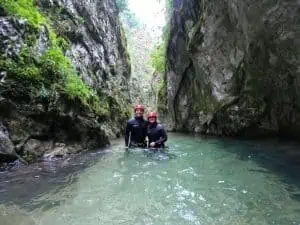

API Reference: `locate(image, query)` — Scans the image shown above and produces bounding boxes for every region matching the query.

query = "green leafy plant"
[1,0,47,28]
[150,43,166,73]
[1,0,111,116]
[0,53,43,84]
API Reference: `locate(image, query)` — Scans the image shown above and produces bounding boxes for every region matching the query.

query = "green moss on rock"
[157,79,168,113]
[1,0,111,116]
[1,0,47,28]
[0,55,43,84]
[22,151,35,163]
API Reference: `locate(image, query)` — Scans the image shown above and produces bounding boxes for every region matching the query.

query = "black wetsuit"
[125,117,147,147]
[147,122,168,148]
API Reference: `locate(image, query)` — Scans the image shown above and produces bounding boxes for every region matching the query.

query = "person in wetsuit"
[147,112,167,148]
[125,104,148,149]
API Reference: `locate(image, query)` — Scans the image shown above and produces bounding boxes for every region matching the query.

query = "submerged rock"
[0,204,37,225]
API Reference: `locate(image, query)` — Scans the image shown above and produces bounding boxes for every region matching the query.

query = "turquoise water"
[0,133,300,225]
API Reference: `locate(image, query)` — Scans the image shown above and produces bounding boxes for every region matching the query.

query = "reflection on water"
[0,134,300,225]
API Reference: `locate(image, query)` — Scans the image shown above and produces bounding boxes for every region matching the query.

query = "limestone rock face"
[163,0,300,138]
[37,0,131,90]
[0,0,131,163]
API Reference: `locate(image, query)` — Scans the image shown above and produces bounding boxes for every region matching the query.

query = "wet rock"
[0,123,15,158]
[0,18,32,57]
[0,204,37,225]
[67,143,85,154]
[44,143,68,158]
[23,139,48,158]
[33,25,50,57]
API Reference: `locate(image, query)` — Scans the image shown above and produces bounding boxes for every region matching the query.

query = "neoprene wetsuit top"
[125,117,147,147]
[147,122,167,148]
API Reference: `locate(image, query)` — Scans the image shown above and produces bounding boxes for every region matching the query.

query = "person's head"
[147,112,157,124]
[134,104,145,118]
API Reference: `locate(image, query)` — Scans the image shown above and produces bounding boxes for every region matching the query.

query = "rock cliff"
[161,0,300,138]
[0,0,131,163]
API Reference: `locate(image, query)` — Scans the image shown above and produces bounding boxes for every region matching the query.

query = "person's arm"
[125,122,131,146]
[155,127,168,145]
[144,121,149,146]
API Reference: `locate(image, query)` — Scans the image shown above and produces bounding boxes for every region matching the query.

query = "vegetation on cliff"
[0,0,132,164]
[1,0,111,116]
[151,0,172,113]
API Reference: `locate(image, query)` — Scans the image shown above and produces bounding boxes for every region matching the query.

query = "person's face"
[148,117,156,124]
[135,109,144,117]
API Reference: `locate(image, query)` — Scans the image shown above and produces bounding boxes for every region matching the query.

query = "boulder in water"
[0,123,17,161]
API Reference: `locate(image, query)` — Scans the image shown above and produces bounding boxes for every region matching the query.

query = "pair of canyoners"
[125,105,167,150]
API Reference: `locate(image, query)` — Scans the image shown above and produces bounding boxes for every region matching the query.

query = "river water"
[0,133,300,225]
